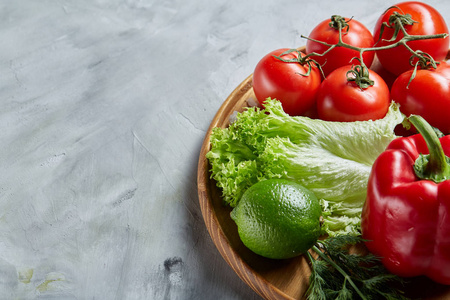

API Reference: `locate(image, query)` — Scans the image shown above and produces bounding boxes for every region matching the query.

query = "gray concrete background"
[1,0,448,299]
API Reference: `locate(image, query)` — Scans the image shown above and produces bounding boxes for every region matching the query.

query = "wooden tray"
[197,58,450,300]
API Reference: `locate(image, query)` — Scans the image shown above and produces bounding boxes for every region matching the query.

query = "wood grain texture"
[197,73,306,300]
[197,54,450,300]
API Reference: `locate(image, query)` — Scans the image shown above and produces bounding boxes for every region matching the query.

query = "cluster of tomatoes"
[252,1,450,134]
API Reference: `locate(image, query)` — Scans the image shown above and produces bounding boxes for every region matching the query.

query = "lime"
[230,178,322,259]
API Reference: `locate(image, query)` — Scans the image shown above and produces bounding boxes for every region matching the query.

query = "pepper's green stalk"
[409,115,450,183]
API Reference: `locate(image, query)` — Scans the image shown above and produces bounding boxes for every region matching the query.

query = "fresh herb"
[306,235,409,300]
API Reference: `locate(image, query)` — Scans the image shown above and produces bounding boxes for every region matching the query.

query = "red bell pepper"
[361,115,450,285]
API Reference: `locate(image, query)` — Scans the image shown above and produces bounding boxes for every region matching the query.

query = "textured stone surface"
[1,1,449,299]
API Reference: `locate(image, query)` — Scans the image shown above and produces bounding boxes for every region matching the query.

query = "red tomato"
[391,62,450,134]
[374,1,449,76]
[306,16,375,76]
[316,65,390,122]
[252,48,322,116]
[369,56,398,90]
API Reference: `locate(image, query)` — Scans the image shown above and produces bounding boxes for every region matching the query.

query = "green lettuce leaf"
[206,98,404,235]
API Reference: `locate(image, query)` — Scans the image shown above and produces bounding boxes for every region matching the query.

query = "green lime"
[230,178,322,259]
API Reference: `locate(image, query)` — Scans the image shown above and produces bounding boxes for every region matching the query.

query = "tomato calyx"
[388,10,417,27]
[377,9,418,43]
[406,51,440,88]
[328,15,351,33]
[375,8,448,49]
[272,49,324,78]
[375,6,446,87]
[346,64,374,90]
[301,15,365,75]
[411,51,439,70]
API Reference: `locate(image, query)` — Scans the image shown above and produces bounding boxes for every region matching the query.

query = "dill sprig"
[306,235,410,300]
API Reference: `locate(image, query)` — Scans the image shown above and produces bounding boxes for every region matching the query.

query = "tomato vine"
[298,8,448,89]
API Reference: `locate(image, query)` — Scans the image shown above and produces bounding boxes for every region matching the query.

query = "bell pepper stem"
[409,115,450,183]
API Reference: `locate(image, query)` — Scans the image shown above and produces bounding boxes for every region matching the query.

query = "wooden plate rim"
[197,49,450,300]
[197,73,295,300]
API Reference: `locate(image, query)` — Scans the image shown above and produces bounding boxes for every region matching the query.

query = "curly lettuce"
[206,99,404,236]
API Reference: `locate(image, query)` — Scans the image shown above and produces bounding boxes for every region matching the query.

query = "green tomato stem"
[301,12,448,71]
